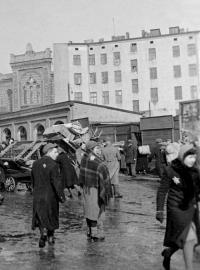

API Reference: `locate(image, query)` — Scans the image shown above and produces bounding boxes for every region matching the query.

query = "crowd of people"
[0,134,200,270]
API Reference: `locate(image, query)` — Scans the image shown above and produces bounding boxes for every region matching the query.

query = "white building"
[53,27,200,116]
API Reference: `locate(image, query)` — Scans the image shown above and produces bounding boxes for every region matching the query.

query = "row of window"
[74,90,122,105]
[73,63,197,85]
[73,43,196,66]
[74,85,198,109]
[150,85,198,103]
[73,85,198,111]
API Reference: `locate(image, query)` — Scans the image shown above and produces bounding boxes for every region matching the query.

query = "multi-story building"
[53,26,200,116]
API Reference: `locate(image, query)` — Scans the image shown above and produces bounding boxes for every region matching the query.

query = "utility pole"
[67,83,71,101]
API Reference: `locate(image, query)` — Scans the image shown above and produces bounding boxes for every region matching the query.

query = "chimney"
[126,32,130,39]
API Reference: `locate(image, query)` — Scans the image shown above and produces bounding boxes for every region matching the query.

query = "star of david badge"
[43,163,46,168]
[172,176,180,185]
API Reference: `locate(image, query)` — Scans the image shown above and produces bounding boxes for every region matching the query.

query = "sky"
[0,0,200,73]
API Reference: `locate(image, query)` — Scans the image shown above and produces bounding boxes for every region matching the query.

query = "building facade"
[0,43,54,113]
[53,27,200,116]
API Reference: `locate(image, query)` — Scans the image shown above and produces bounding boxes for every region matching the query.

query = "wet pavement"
[0,175,199,270]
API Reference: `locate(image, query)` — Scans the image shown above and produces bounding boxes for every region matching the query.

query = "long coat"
[102,144,120,184]
[56,152,79,189]
[157,159,200,248]
[31,155,64,231]
[123,141,137,164]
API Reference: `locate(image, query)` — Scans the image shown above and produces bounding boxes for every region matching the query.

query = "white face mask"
[183,154,197,168]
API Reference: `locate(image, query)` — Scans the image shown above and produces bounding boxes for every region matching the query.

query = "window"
[131,59,138,72]
[89,73,96,84]
[115,90,122,104]
[150,67,157,79]
[150,88,158,103]
[132,79,139,93]
[187,44,196,56]
[113,52,121,65]
[89,54,95,65]
[114,70,122,82]
[189,64,197,76]
[130,43,137,52]
[173,65,181,78]
[172,45,180,57]
[74,92,82,101]
[73,55,81,65]
[101,72,108,83]
[174,86,182,100]
[101,53,107,65]
[74,73,82,85]
[90,92,97,104]
[149,48,156,60]
[132,100,139,112]
[102,91,109,105]
[190,85,198,99]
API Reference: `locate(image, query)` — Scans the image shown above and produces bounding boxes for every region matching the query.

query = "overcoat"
[56,152,79,189]
[157,159,200,248]
[31,155,64,231]
[102,144,120,183]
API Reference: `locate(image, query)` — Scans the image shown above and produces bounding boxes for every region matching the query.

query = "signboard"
[180,99,200,140]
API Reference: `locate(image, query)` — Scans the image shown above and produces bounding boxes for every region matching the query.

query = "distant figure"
[31,143,65,248]
[9,138,15,145]
[149,138,167,177]
[123,139,137,177]
[102,136,122,198]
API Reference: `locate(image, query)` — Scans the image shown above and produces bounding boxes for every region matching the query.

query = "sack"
[138,145,151,155]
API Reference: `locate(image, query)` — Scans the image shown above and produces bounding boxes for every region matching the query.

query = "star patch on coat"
[172,176,180,185]
[43,163,46,168]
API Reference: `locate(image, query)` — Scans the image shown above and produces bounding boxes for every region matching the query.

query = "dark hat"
[178,144,196,161]
[42,143,57,154]
[85,140,98,151]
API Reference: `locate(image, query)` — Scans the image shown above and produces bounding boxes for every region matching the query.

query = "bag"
[138,145,151,155]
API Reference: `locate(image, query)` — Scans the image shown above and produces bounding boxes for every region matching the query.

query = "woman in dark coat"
[156,144,200,270]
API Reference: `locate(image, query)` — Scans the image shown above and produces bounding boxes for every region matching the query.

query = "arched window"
[18,126,27,141]
[36,125,45,140]
[2,128,11,142]
[22,75,41,105]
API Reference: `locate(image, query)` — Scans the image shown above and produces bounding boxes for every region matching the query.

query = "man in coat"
[31,143,65,248]
[102,136,122,198]
[123,139,137,177]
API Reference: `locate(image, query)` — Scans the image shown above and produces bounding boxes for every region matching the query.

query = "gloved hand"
[156,211,164,223]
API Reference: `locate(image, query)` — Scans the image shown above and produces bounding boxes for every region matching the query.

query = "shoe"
[39,235,47,248]
[91,227,105,242]
[48,236,55,245]
[161,249,171,270]
[114,194,123,198]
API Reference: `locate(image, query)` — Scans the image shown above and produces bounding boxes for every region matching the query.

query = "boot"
[39,235,47,248]
[91,227,105,242]
[113,185,123,198]
[161,247,178,270]
[47,230,55,245]
[87,227,91,240]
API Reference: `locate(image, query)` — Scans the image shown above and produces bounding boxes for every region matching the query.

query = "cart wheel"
[5,177,16,192]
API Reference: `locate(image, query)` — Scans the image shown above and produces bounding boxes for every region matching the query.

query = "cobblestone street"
[0,175,199,270]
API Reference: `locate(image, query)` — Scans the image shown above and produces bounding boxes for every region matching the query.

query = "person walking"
[156,144,200,270]
[123,139,137,177]
[79,140,111,241]
[31,143,65,248]
[102,136,122,198]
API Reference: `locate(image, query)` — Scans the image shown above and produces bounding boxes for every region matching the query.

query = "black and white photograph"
[0,0,200,269]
